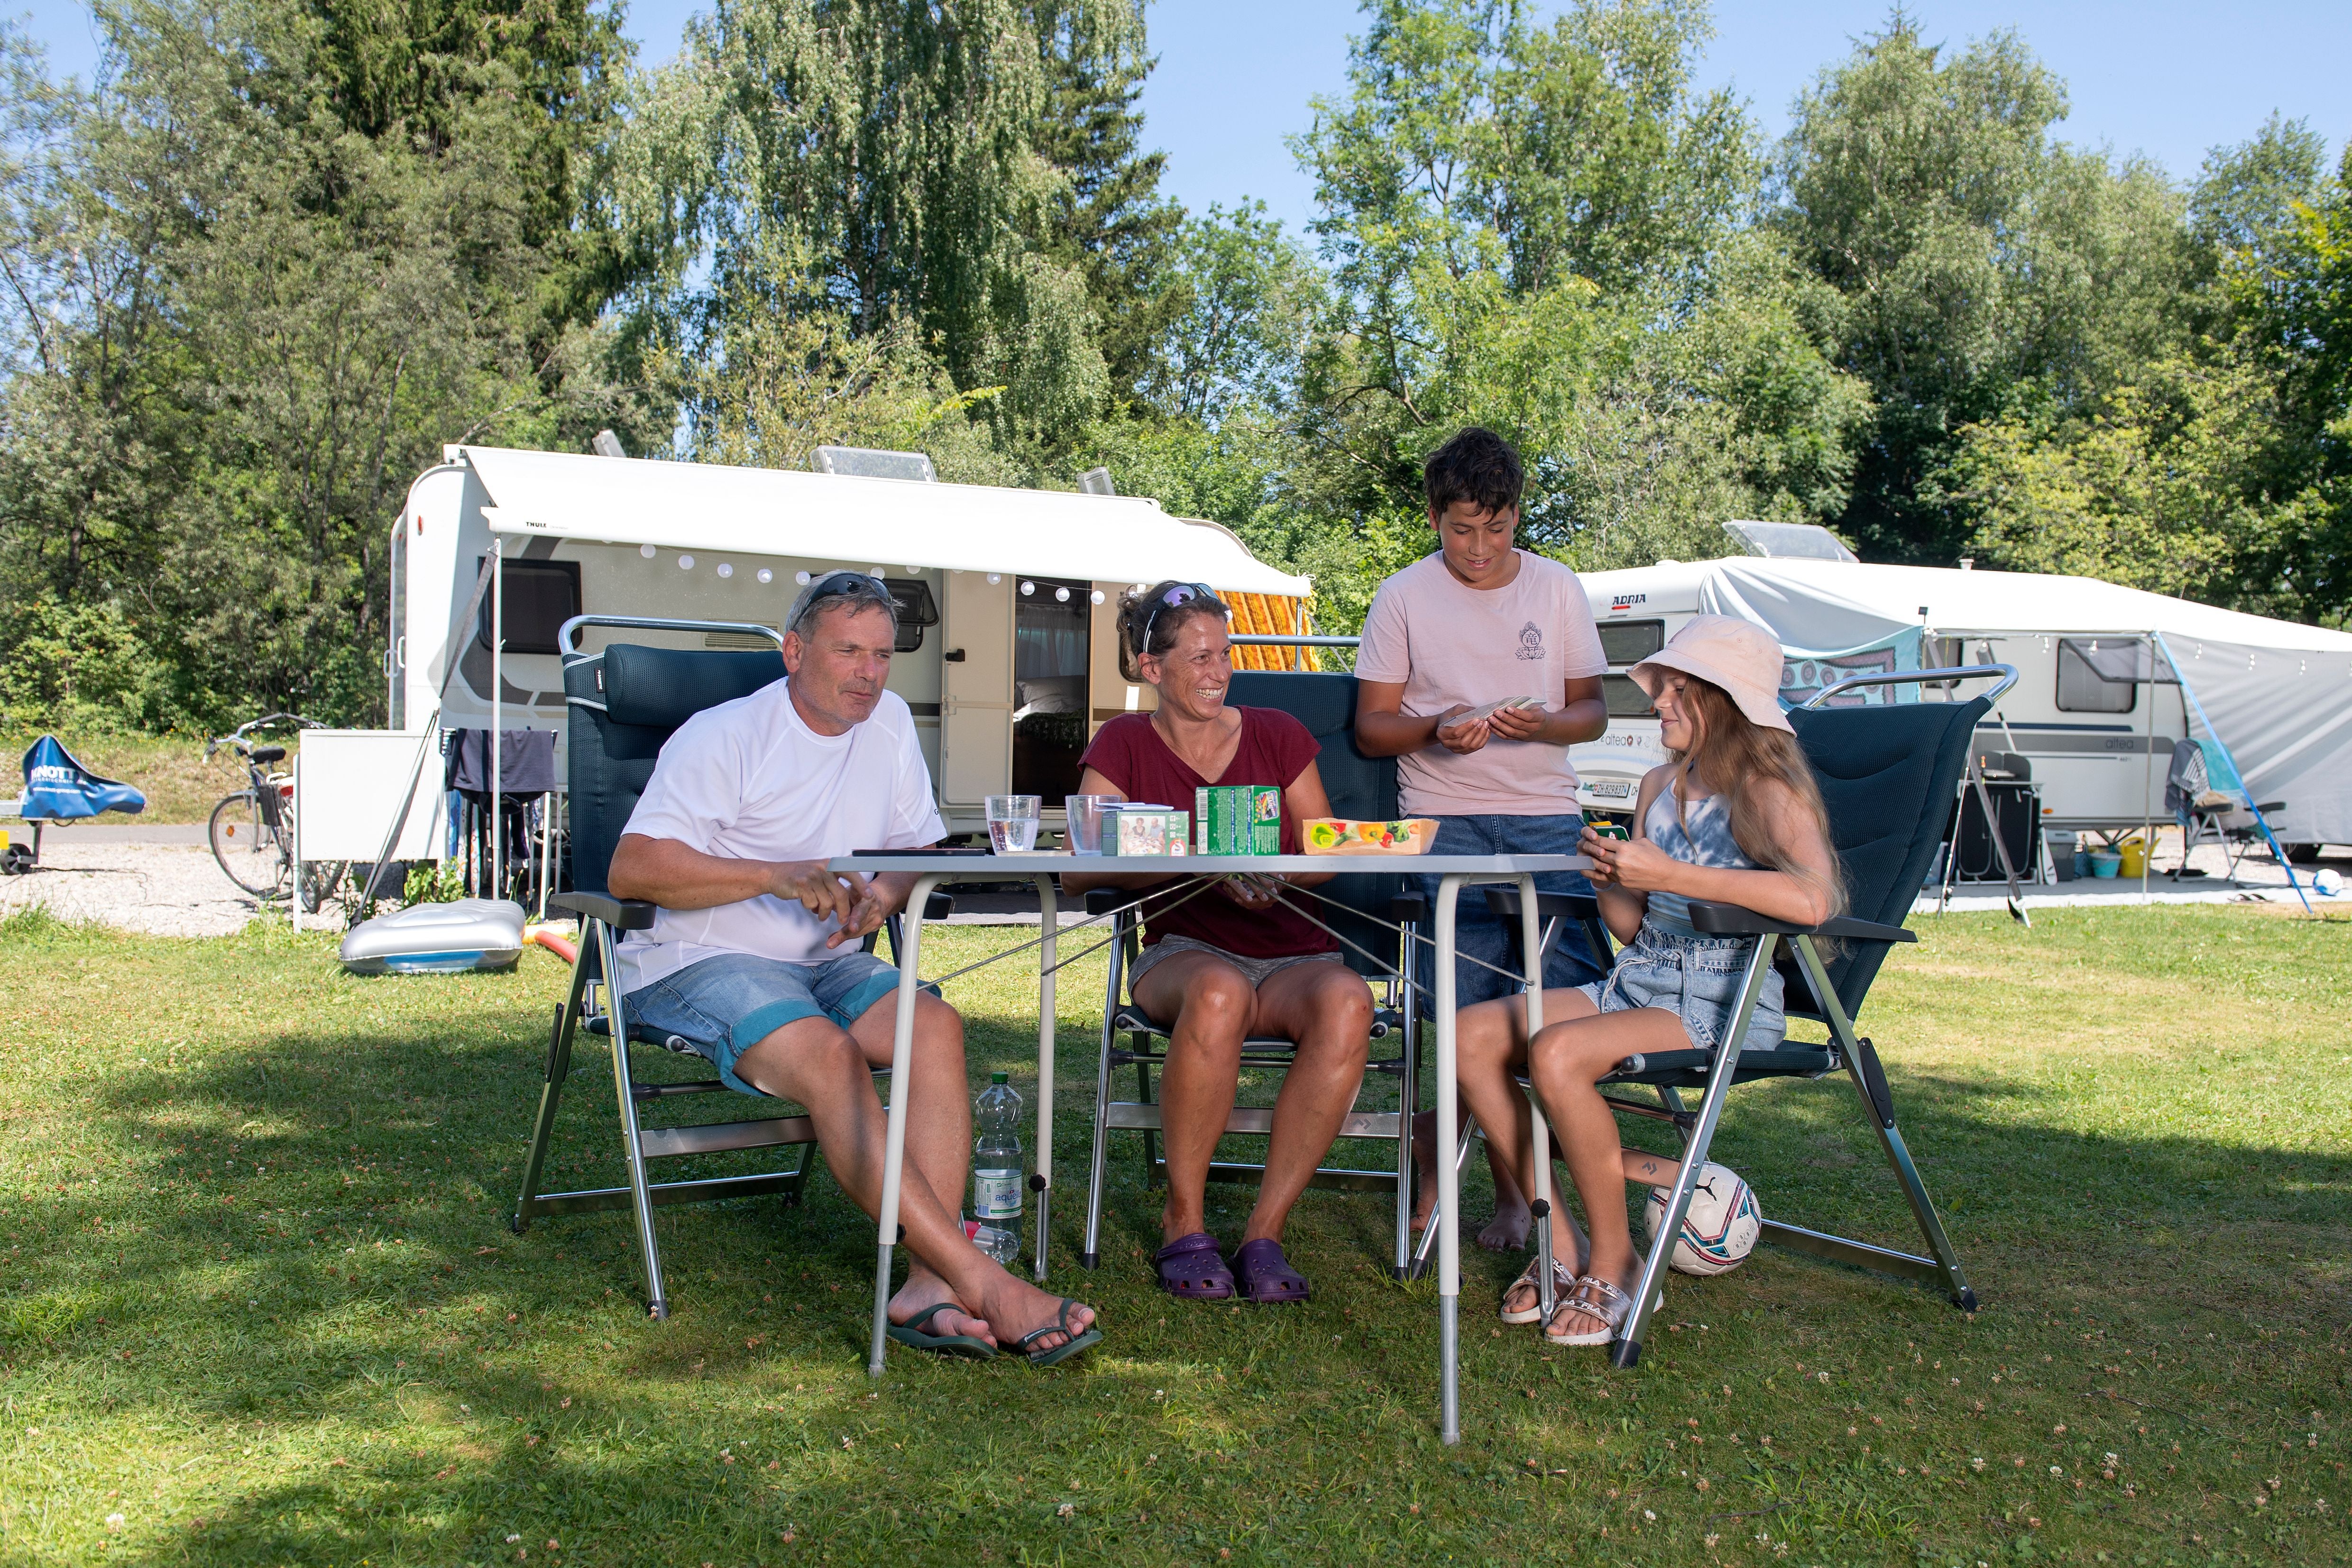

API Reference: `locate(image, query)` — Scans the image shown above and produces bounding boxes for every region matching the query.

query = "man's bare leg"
[731,1006,1094,1354]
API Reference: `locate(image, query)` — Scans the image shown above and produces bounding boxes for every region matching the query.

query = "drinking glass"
[1062,793,1123,854]
[985,794,1041,853]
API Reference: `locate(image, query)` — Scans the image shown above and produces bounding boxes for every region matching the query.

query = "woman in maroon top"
[1063,582,1376,1305]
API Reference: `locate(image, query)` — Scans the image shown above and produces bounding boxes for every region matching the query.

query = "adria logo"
[1610,594,1646,609]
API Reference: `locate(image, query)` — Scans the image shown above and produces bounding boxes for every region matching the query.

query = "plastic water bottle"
[971,1072,1024,1265]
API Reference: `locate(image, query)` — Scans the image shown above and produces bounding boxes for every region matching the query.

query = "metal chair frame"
[509,614,942,1320]
[1421,670,2008,1366]
[1077,889,1428,1277]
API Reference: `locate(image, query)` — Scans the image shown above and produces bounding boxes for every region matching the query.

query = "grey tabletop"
[827,853,1590,875]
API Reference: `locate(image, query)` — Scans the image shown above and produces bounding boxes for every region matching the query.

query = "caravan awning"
[459,445,1312,597]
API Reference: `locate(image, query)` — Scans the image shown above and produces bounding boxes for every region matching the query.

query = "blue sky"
[15,0,2349,240]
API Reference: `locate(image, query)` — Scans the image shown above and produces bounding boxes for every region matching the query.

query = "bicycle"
[206,714,344,909]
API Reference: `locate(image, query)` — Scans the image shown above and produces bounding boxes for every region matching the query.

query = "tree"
[1146,202,1327,423]
[1775,16,2191,563]
[1281,0,1860,591]
[608,0,1163,456]
[1027,1,1185,405]
[0,0,629,728]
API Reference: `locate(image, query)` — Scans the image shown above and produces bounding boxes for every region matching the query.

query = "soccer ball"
[1644,1163,1763,1276]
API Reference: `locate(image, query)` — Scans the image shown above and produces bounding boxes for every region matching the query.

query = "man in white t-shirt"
[607,572,1097,1365]
[1354,428,1610,1247]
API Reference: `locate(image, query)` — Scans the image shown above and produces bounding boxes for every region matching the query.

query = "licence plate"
[1586,780,1633,799]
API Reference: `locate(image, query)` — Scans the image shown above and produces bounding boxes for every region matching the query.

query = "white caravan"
[382,443,1312,839]
[1566,525,2352,856]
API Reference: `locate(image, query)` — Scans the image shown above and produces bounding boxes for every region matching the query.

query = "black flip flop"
[1019,1298,1102,1367]
[885,1302,998,1359]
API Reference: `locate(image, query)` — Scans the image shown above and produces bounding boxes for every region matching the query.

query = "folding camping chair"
[1580,668,2010,1367]
[2167,738,2283,885]
[512,616,949,1319]
[1078,669,1430,1277]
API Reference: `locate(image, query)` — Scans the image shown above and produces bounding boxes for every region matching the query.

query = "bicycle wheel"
[210,792,287,897]
[298,860,349,913]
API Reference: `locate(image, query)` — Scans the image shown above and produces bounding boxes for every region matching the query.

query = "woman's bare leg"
[1130,951,1256,1245]
[1240,961,1374,1244]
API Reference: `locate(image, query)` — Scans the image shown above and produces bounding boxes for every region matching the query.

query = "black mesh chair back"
[565,644,785,896]
[1227,671,1404,977]
[1786,694,1990,1017]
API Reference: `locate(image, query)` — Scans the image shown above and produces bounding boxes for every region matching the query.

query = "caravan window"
[478,559,582,656]
[1602,673,1655,717]
[2055,638,2138,714]
[1597,619,1665,666]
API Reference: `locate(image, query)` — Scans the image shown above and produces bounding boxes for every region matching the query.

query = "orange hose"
[528,926,578,964]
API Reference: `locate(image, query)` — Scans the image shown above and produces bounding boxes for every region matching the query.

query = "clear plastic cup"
[985,794,1041,853]
[1062,793,1123,854]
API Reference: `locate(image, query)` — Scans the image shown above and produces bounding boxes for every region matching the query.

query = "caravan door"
[939,571,1014,806]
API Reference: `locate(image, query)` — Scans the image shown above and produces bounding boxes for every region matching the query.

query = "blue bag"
[19,735,147,820]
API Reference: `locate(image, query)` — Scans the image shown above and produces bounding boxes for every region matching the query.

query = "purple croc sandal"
[1154,1231,1235,1300]
[1232,1238,1310,1304]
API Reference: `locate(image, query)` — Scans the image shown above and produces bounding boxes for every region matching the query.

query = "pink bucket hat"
[1630,614,1793,733]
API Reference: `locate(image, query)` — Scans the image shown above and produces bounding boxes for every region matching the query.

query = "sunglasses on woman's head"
[1141,582,1219,653]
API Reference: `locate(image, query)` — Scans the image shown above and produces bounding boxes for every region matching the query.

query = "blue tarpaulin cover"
[19,735,146,820]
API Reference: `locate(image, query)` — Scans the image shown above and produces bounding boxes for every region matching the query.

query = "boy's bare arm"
[1353,679,1486,756]
[1485,676,1607,745]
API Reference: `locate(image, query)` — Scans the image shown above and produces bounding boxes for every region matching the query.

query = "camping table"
[834,850,1588,1444]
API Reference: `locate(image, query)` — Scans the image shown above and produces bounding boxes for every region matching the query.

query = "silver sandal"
[1543,1274,1656,1347]
[1499,1252,1579,1324]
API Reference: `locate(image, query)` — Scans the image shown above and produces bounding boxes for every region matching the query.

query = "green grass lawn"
[1,903,2346,1567]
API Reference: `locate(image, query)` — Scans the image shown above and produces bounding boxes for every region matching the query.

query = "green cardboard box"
[1194,785,1281,855]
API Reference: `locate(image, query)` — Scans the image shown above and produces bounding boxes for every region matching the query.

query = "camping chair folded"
[511,621,948,1320]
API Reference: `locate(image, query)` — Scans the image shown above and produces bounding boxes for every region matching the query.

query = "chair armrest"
[1684,899,1916,944]
[1389,892,1427,923]
[922,890,956,920]
[1084,889,1127,916]
[549,892,658,932]
[1482,888,1600,922]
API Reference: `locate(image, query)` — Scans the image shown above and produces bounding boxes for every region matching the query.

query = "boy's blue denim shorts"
[624,951,921,1097]
[1577,921,1786,1053]
[1413,811,1606,1013]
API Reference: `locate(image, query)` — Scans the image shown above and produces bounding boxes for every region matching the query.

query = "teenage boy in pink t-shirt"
[1354,427,1609,1247]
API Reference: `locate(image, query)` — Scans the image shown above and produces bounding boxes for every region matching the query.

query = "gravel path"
[0,841,288,938]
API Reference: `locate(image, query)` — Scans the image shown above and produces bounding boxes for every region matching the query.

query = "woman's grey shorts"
[1128,932,1346,996]
[1574,921,1786,1053]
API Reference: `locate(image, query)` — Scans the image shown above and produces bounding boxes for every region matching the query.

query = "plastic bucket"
[2088,850,2122,879]
[2047,830,2078,881]
[2118,835,2149,879]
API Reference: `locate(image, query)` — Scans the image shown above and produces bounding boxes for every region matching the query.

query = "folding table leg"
[594,921,667,1320]
[1032,873,1057,1282]
[868,873,946,1377]
[1610,934,1777,1369]
[1080,922,1125,1271]
[1433,874,1465,1445]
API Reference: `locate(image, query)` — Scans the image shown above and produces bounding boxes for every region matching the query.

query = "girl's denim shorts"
[1574,921,1786,1053]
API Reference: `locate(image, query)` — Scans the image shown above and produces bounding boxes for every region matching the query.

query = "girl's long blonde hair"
[1669,675,1847,921]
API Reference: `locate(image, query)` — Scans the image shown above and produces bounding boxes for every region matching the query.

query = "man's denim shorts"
[625,951,912,1097]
